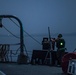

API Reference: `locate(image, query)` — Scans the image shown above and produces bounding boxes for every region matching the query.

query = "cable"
[73,48,76,52]
[3,25,20,39]
[11,47,20,55]
[9,18,42,45]
[3,18,41,61]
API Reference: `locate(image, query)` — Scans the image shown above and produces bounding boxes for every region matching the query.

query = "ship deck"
[0,63,67,75]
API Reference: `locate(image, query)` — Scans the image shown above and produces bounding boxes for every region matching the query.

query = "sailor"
[55,34,65,66]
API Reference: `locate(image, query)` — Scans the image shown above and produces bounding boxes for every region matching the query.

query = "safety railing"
[0,44,32,63]
[0,44,10,62]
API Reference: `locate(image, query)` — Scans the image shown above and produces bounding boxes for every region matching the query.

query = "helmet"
[58,34,62,38]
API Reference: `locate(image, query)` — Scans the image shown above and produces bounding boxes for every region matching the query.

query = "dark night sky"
[0,0,76,34]
[0,0,76,52]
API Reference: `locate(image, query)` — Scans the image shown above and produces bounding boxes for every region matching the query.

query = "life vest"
[56,39,65,49]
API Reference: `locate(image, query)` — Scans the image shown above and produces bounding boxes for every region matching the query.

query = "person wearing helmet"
[55,34,65,66]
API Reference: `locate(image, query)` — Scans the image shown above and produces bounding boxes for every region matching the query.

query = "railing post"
[0,15,27,64]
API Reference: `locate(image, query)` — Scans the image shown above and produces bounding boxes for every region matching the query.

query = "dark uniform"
[56,34,65,66]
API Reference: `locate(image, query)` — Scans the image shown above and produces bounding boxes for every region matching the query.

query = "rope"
[9,18,41,45]
[10,47,20,55]
[3,25,20,39]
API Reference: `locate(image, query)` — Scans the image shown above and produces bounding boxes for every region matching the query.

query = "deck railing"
[0,44,32,63]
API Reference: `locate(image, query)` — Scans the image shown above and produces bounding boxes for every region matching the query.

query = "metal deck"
[0,63,67,75]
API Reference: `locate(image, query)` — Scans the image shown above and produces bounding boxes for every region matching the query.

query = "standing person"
[55,34,65,66]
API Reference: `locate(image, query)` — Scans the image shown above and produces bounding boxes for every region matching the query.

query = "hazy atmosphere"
[0,0,76,54]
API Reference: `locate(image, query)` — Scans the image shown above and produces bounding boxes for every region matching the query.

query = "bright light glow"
[60,42,63,45]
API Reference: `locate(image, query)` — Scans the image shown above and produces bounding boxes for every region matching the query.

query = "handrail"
[0,15,24,54]
[0,15,27,64]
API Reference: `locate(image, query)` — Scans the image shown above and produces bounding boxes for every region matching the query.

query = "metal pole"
[0,15,27,64]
